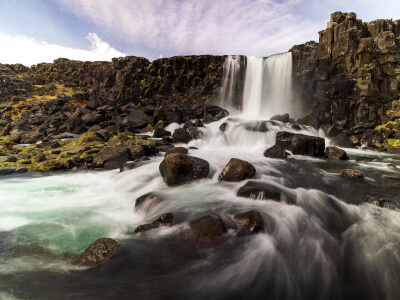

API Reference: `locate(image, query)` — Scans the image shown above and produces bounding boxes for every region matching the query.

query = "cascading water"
[220,52,299,119]
[219,55,241,109]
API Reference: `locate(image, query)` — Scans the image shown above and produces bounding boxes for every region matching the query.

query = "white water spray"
[220,52,297,119]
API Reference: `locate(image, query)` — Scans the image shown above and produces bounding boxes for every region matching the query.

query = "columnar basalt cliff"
[291,12,400,150]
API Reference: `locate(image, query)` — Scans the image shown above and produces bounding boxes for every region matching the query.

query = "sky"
[0,0,400,66]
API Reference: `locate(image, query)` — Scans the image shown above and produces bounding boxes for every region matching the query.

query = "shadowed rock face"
[291,12,400,146]
[218,158,256,182]
[159,153,210,186]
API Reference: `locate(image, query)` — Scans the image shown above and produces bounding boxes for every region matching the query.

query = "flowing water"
[221,52,299,119]
[2,56,400,299]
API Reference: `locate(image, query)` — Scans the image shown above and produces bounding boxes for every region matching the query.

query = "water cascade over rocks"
[220,52,300,119]
[2,53,400,300]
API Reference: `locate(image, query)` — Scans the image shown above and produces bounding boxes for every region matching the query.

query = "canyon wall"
[292,12,400,141]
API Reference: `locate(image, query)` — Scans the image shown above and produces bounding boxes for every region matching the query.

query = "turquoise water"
[1,118,400,299]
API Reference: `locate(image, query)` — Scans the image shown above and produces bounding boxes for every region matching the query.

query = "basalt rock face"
[291,12,400,145]
[1,55,225,107]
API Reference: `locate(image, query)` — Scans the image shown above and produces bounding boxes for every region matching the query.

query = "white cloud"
[0,32,126,66]
[58,0,322,58]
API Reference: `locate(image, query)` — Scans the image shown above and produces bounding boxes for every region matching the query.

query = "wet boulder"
[172,128,192,143]
[218,158,256,182]
[340,169,364,179]
[325,146,349,160]
[237,181,281,201]
[153,128,171,138]
[271,113,290,123]
[263,144,288,159]
[93,146,130,169]
[176,215,227,249]
[76,238,120,266]
[159,153,209,186]
[330,133,354,148]
[363,196,399,209]
[234,210,264,235]
[275,131,325,157]
[165,147,188,157]
[134,213,175,233]
[134,192,165,212]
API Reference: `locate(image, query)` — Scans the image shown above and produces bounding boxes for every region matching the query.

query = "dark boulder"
[159,153,209,186]
[165,147,188,157]
[134,192,165,212]
[275,131,325,157]
[330,133,354,148]
[176,214,227,249]
[153,128,171,138]
[363,196,399,209]
[340,169,364,179]
[325,146,349,160]
[76,238,120,266]
[218,158,256,182]
[172,128,192,143]
[234,210,264,235]
[134,213,175,233]
[271,113,290,123]
[220,122,228,132]
[237,181,281,201]
[93,146,130,169]
[264,144,288,159]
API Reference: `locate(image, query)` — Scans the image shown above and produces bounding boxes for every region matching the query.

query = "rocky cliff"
[291,12,400,151]
[1,55,224,106]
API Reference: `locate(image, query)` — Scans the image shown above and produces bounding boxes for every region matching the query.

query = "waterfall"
[219,55,242,110]
[220,52,297,119]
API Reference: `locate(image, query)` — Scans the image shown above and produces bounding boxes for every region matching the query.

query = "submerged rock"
[134,192,165,212]
[237,181,281,201]
[263,144,288,159]
[134,213,175,233]
[325,146,349,160]
[159,153,209,186]
[363,196,399,209]
[234,210,264,235]
[340,169,364,179]
[120,156,150,172]
[218,158,256,182]
[76,238,120,266]
[275,131,325,157]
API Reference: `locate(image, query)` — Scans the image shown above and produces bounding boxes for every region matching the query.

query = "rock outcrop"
[291,12,400,152]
